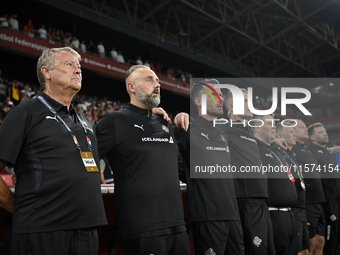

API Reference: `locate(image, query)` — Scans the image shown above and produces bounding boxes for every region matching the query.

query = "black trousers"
[270,210,299,255]
[237,198,276,255]
[292,208,310,252]
[305,203,326,238]
[11,228,98,255]
[324,197,340,255]
[191,220,244,255]
[123,231,191,255]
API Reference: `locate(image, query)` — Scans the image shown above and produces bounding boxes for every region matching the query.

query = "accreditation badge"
[287,170,295,183]
[297,170,306,191]
[80,152,99,172]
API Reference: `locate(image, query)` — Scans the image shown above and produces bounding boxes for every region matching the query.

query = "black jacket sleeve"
[173,125,190,183]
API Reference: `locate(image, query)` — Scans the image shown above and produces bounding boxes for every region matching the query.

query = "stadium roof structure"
[46,0,340,79]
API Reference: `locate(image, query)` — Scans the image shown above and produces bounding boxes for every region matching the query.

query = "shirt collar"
[125,103,153,116]
[38,92,75,114]
[309,143,325,150]
[195,115,215,128]
[295,141,305,148]
[255,137,270,148]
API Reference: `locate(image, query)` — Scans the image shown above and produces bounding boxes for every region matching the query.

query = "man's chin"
[70,84,81,92]
[319,141,328,146]
[210,111,223,118]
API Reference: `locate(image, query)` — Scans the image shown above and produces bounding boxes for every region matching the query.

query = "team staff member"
[224,89,276,255]
[175,88,276,255]
[308,123,340,255]
[96,65,190,255]
[0,47,107,255]
[276,122,309,255]
[174,80,244,255]
[292,120,326,255]
[252,114,298,255]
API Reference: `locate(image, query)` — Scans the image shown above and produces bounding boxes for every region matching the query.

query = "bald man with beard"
[96,65,190,255]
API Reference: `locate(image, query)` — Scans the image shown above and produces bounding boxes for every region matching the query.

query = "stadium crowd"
[0,12,192,84]
[1,12,338,121]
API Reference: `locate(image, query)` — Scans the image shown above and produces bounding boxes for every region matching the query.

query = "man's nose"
[75,67,82,74]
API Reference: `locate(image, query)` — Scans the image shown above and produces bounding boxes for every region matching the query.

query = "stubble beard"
[136,87,161,108]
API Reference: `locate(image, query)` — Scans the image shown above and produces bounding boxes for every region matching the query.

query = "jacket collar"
[125,103,153,116]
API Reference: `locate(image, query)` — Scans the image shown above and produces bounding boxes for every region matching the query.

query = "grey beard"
[137,93,160,108]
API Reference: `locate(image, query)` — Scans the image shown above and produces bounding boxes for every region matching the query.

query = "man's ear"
[228,102,233,113]
[41,66,51,80]
[310,134,315,142]
[194,96,201,109]
[127,82,135,94]
[254,125,261,134]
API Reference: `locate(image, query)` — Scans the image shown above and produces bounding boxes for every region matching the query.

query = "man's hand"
[0,159,14,213]
[152,107,170,122]
[0,176,14,213]
[174,113,189,132]
[330,146,340,154]
[273,138,288,150]
[11,173,17,187]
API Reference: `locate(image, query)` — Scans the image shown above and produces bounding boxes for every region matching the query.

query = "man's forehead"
[315,126,326,132]
[143,69,158,79]
[133,68,158,79]
[264,115,273,120]
[284,126,294,132]
[296,120,305,127]
[55,51,79,61]
[206,83,221,93]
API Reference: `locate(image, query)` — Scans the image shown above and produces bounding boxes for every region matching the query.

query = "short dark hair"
[191,78,220,104]
[308,122,323,138]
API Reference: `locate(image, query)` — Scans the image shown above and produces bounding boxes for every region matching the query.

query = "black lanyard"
[37,95,92,152]
[282,150,304,180]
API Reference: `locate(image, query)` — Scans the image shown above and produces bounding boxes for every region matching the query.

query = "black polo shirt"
[309,143,340,199]
[96,103,185,241]
[0,92,107,233]
[174,116,240,222]
[291,142,325,204]
[281,148,306,208]
[256,139,297,207]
